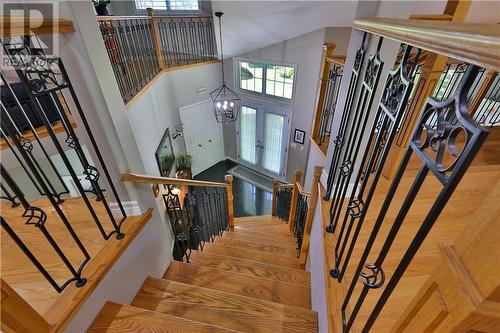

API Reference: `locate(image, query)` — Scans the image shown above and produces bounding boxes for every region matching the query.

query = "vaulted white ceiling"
[211,1,358,57]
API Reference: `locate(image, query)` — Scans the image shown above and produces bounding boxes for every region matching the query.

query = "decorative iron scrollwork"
[348,197,365,218]
[340,160,352,177]
[20,137,33,153]
[353,48,364,72]
[364,56,381,89]
[381,70,405,115]
[23,206,47,226]
[65,135,77,149]
[360,263,385,289]
[83,165,100,182]
[333,136,343,148]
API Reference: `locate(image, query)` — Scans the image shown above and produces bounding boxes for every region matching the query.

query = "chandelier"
[210,12,240,123]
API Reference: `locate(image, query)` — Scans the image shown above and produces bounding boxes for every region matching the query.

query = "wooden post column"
[311,43,336,141]
[146,7,165,70]
[225,175,234,229]
[299,166,323,267]
[288,169,303,232]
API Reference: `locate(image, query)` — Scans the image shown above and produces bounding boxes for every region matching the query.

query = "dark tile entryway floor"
[194,160,272,217]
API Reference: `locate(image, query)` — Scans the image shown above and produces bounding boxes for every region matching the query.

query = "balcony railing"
[97,10,217,103]
[319,18,499,332]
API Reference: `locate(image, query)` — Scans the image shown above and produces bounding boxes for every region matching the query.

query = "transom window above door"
[134,0,199,11]
[236,59,296,101]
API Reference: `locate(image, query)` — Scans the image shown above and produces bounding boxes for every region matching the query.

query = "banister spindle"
[289,169,303,231]
[146,7,165,70]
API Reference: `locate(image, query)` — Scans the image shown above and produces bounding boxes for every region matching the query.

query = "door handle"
[198,144,202,147]
[208,139,212,142]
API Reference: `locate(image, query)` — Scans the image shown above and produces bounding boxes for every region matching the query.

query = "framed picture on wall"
[155,128,175,177]
[294,129,305,144]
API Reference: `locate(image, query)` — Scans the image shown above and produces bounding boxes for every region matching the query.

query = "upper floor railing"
[97,9,217,103]
[319,17,499,332]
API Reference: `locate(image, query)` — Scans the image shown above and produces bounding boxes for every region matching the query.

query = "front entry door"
[237,101,289,179]
[180,100,224,176]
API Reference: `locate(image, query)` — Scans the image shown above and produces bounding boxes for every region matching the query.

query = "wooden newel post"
[289,169,303,232]
[146,7,165,70]
[299,166,323,267]
[225,175,234,228]
[272,179,280,216]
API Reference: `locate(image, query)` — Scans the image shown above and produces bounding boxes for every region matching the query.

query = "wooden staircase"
[89,215,318,332]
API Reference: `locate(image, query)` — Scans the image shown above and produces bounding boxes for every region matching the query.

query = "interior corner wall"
[324,27,352,55]
[222,28,326,182]
[126,63,222,177]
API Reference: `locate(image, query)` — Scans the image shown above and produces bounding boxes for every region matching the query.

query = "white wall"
[126,63,222,177]
[304,141,326,192]
[222,28,326,182]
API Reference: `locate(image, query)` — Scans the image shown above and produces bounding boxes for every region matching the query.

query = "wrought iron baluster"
[327,36,384,235]
[324,32,369,200]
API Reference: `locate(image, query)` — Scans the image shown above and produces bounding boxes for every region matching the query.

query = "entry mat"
[227,165,274,193]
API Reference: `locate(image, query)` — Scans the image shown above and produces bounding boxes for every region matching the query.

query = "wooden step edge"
[190,251,311,288]
[190,249,311,279]
[137,277,318,318]
[201,243,304,267]
[223,230,297,245]
[164,260,312,295]
[234,215,273,222]
[227,228,296,242]
[44,209,153,332]
[213,237,299,258]
[88,301,241,333]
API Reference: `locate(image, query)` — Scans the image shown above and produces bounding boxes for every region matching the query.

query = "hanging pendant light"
[210,12,240,123]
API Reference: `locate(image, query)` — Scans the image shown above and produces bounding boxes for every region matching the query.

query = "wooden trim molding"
[299,166,323,267]
[0,16,74,37]
[353,18,500,72]
[225,175,235,228]
[45,208,153,332]
[1,280,51,333]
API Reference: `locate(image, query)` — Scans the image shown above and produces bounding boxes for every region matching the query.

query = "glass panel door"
[262,112,285,175]
[239,105,258,166]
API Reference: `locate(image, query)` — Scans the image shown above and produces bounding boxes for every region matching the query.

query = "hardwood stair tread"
[228,228,296,243]
[214,236,298,257]
[88,301,238,333]
[222,230,297,249]
[132,278,318,333]
[189,250,310,287]
[163,261,311,309]
[234,215,274,223]
[235,223,291,236]
[203,243,302,269]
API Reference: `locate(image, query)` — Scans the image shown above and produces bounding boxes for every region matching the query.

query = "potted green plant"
[160,154,175,177]
[93,0,110,16]
[175,153,193,179]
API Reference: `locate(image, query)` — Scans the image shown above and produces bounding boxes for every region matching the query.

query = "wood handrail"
[0,16,74,37]
[409,14,453,21]
[326,55,346,66]
[121,172,230,188]
[296,182,311,197]
[353,18,500,72]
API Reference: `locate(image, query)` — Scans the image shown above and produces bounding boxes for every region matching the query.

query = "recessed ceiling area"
[211,1,358,57]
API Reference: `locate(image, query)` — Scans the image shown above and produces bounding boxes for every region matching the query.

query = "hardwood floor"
[90,215,318,332]
[1,196,152,331]
[321,164,500,332]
